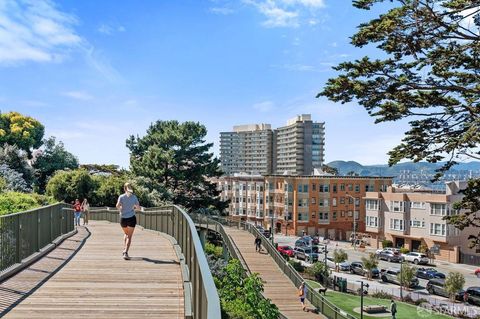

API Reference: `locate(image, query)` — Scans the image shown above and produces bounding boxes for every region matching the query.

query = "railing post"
[16,215,21,263]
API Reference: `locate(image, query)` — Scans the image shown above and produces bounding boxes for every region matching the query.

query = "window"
[332,198,337,207]
[348,184,353,191]
[430,223,446,236]
[355,184,360,192]
[340,184,345,191]
[365,185,374,192]
[333,211,337,220]
[348,197,353,204]
[324,185,330,192]
[410,220,425,228]
[303,185,309,193]
[431,203,447,215]
[389,219,404,231]
[366,216,378,227]
[341,211,345,217]
[312,184,316,191]
[311,197,316,204]
[354,210,359,220]
[411,202,426,209]
[380,184,388,192]
[340,197,345,204]
[390,201,405,212]
[298,185,302,193]
[312,212,316,219]
[366,199,378,210]
[348,211,353,217]
[333,184,337,193]
[298,212,309,221]
[355,198,360,206]
[298,198,309,207]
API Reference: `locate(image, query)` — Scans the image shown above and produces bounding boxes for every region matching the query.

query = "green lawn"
[305,280,452,319]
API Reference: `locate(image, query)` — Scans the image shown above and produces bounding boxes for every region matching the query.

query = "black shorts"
[120,215,136,228]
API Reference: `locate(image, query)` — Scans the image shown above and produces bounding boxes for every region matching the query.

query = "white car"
[375,247,400,255]
[402,252,429,264]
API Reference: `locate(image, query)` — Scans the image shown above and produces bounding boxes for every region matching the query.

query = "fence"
[193,214,355,319]
[0,203,73,275]
[89,206,221,319]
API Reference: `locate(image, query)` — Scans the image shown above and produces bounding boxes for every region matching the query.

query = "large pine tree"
[320,0,480,247]
[126,120,228,212]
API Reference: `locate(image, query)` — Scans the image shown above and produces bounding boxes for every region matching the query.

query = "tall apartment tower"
[273,114,325,175]
[220,124,274,175]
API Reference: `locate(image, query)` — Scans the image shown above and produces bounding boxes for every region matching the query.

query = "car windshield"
[302,236,313,242]
[420,254,427,258]
[304,249,312,253]
[284,246,293,250]
[311,246,319,253]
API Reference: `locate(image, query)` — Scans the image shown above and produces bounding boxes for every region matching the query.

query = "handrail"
[191,213,288,319]
[0,203,74,276]
[89,206,221,319]
[196,215,356,319]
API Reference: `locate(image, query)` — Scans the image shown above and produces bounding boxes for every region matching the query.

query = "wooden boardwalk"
[224,226,325,319]
[1,220,184,319]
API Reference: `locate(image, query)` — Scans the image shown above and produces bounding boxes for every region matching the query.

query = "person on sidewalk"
[254,235,262,252]
[73,199,82,227]
[390,300,397,319]
[116,182,141,260]
[298,282,307,311]
[81,198,90,226]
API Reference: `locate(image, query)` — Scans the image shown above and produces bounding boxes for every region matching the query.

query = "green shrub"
[205,242,223,259]
[371,291,393,299]
[288,259,305,272]
[381,240,393,248]
[399,247,410,254]
[0,192,55,216]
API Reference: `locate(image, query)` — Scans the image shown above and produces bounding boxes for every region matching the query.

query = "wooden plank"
[224,227,326,319]
[1,221,184,319]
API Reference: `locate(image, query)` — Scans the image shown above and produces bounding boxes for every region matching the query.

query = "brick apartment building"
[216,174,393,239]
[364,181,480,263]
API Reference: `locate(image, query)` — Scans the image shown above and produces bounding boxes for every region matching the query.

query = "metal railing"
[191,213,288,319]
[0,203,72,274]
[194,214,355,319]
[89,206,221,319]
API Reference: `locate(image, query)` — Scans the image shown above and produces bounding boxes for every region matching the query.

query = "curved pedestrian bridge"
[1,221,184,318]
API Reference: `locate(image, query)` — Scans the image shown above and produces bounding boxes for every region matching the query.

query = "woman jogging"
[82,198,90,225]
[298,282,307,311]
[116,182,141,260]
[73,199,82,227]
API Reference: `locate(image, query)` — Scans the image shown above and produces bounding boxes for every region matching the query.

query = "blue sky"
[0,0,410,168]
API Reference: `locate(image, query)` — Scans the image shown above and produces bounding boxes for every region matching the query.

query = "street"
[274,234,480,318]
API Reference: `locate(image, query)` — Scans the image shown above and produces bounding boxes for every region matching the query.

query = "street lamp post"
[346,194,357,250]
[357,280,369,319]
[400,258,404,300]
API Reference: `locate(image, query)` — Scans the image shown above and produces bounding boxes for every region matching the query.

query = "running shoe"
[122,252,130,260]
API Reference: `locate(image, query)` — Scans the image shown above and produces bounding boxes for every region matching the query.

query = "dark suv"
[466,287,480,306]
[426,279,464,301]
[350,261,379,278]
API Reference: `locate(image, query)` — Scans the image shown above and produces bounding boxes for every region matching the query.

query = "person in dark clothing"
[254,235,262,252]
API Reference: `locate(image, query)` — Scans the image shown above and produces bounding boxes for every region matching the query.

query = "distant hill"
[326,160,480,177]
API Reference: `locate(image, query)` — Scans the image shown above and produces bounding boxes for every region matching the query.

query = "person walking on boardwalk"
[298,282,307,311]
[73,199,82,227]
[82,198,90,226]
[116,182,141,260]
[390,300,397,319]
[254,235,262,252]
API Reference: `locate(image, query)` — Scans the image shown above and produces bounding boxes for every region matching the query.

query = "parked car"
[416,268,446,280]
[380,268,419,287]
[466,287,480,306]
[277,245,295,257]
[350,261,380,278]
[296,235,319,246]
[375,247,400,255]
[402,252,429,265]
[294,247,319,262]
[426,279,464,301]
[324,256,350,271]
[377,250,402,263]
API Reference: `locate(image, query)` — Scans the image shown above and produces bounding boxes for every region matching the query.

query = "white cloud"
[49,129,87,140]
[84,47,123,83]
[209,7,235,15]
[253,100,275,112]
[244,0,325,28]
[98,23,126,35]
[0,0,82,65]
[62,90,93,100]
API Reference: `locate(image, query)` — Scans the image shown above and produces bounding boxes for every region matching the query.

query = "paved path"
[0,221,184,319]
[224,226,325,319]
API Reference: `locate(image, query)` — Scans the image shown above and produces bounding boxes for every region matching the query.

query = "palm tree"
[361,253,378,280]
